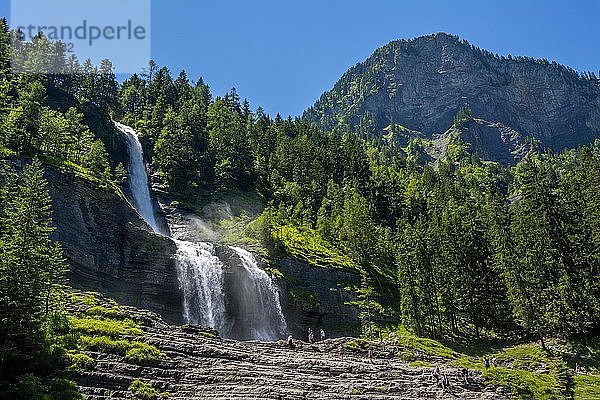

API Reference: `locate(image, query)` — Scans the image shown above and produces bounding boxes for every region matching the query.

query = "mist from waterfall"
[116,121,287,341]
[116,122,160,233]
[229,246,287,341]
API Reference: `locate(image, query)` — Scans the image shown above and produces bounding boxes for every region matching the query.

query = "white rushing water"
[115,122,160,233]
[116,121,287,341]
[174,240,228,332]
[230,246,288,341]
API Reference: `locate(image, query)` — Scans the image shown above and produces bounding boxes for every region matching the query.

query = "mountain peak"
[304,33,599,158]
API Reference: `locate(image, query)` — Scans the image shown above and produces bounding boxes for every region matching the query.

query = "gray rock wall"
[44,166,183,324]
[305,33,600,153]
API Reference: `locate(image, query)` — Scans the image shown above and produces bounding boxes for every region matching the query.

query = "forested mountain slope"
[304,33,600,154]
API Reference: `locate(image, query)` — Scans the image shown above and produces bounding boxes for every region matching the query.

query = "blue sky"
[2,0,599,117]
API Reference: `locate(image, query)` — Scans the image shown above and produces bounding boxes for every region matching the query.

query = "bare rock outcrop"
[305,32,600,156]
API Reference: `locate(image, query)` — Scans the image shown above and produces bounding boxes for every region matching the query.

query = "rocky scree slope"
[71,296,509,400]
[304,33,600,156]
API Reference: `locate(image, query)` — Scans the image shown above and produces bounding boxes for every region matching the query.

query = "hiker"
[432,365,440,385]
[378,332,386,351]
[308,328,314,344]
[339,345,345,361]
[461,367,469,384]
[483,356,490,369]
[367,347,374,360]
[441,373,450,390]
[491,356,498,367]
[320,328,326,341]
[287,334,294,349]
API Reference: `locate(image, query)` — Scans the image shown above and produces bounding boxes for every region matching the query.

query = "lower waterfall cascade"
[115,121,287,341]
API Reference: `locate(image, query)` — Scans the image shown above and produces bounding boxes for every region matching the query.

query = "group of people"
[431,364,470,390]
[307,327,326,343]
[286,327,326,349]
[483,355,498,369]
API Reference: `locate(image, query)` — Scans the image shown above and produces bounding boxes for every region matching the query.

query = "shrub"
[128,380,160,400]
[125,342,163,365]
[67,353,95,371]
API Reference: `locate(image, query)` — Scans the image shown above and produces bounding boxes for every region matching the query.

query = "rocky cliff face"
[275,257,361,338]
[159,193,362,339]
[44,166,184,324]
[304,33,600,154]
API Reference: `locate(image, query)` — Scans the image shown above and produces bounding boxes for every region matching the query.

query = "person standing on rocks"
[461,367,469,385]
[483,356,490,370]
[308,328,314,343]
[432,365,440,385]
[287,334,294,349]
[339,345,345,361]
[320,328,326,341]
[441,373,451,391]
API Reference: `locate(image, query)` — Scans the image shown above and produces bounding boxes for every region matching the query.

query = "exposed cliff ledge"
[43,165,184,324]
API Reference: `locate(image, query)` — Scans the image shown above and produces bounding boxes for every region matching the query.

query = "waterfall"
[174,240,228,333]
[115,122,160,233]
[116,121,287,341]
[229,246,287,341]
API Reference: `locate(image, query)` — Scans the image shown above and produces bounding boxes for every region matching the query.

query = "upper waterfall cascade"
[116,122,160,233]
[115,121,287,341]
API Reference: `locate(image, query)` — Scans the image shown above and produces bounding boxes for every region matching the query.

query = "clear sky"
[2,0,599,117]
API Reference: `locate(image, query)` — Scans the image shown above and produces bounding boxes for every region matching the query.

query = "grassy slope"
[348,325,599,400]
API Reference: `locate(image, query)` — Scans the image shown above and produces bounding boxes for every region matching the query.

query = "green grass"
[344,338,370,352]
[86,305,127,320]
[125,342,164,365]
[574,375,600,399]
[450,356,483,370]
[79,335,132,354]
[395,334,456,359]
[383,326,457,359]
[493,345,553,370]
[78,293,99,306]
[272,224,358,271]
[376,325,585,400]
[410,360,435,368]
[66,352,95,371]
[482,367,560,399]
[79,335,163,365]
[128,379,168,400]
[464,344,570,399]
[67,298,163,366]
[350,386,366,395]
[69,316,143,337]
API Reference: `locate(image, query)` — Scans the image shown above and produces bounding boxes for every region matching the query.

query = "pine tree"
[0,159,66,379]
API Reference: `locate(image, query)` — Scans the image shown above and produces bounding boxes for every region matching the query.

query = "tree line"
[122,59,599,342]
[0,19,598,359]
